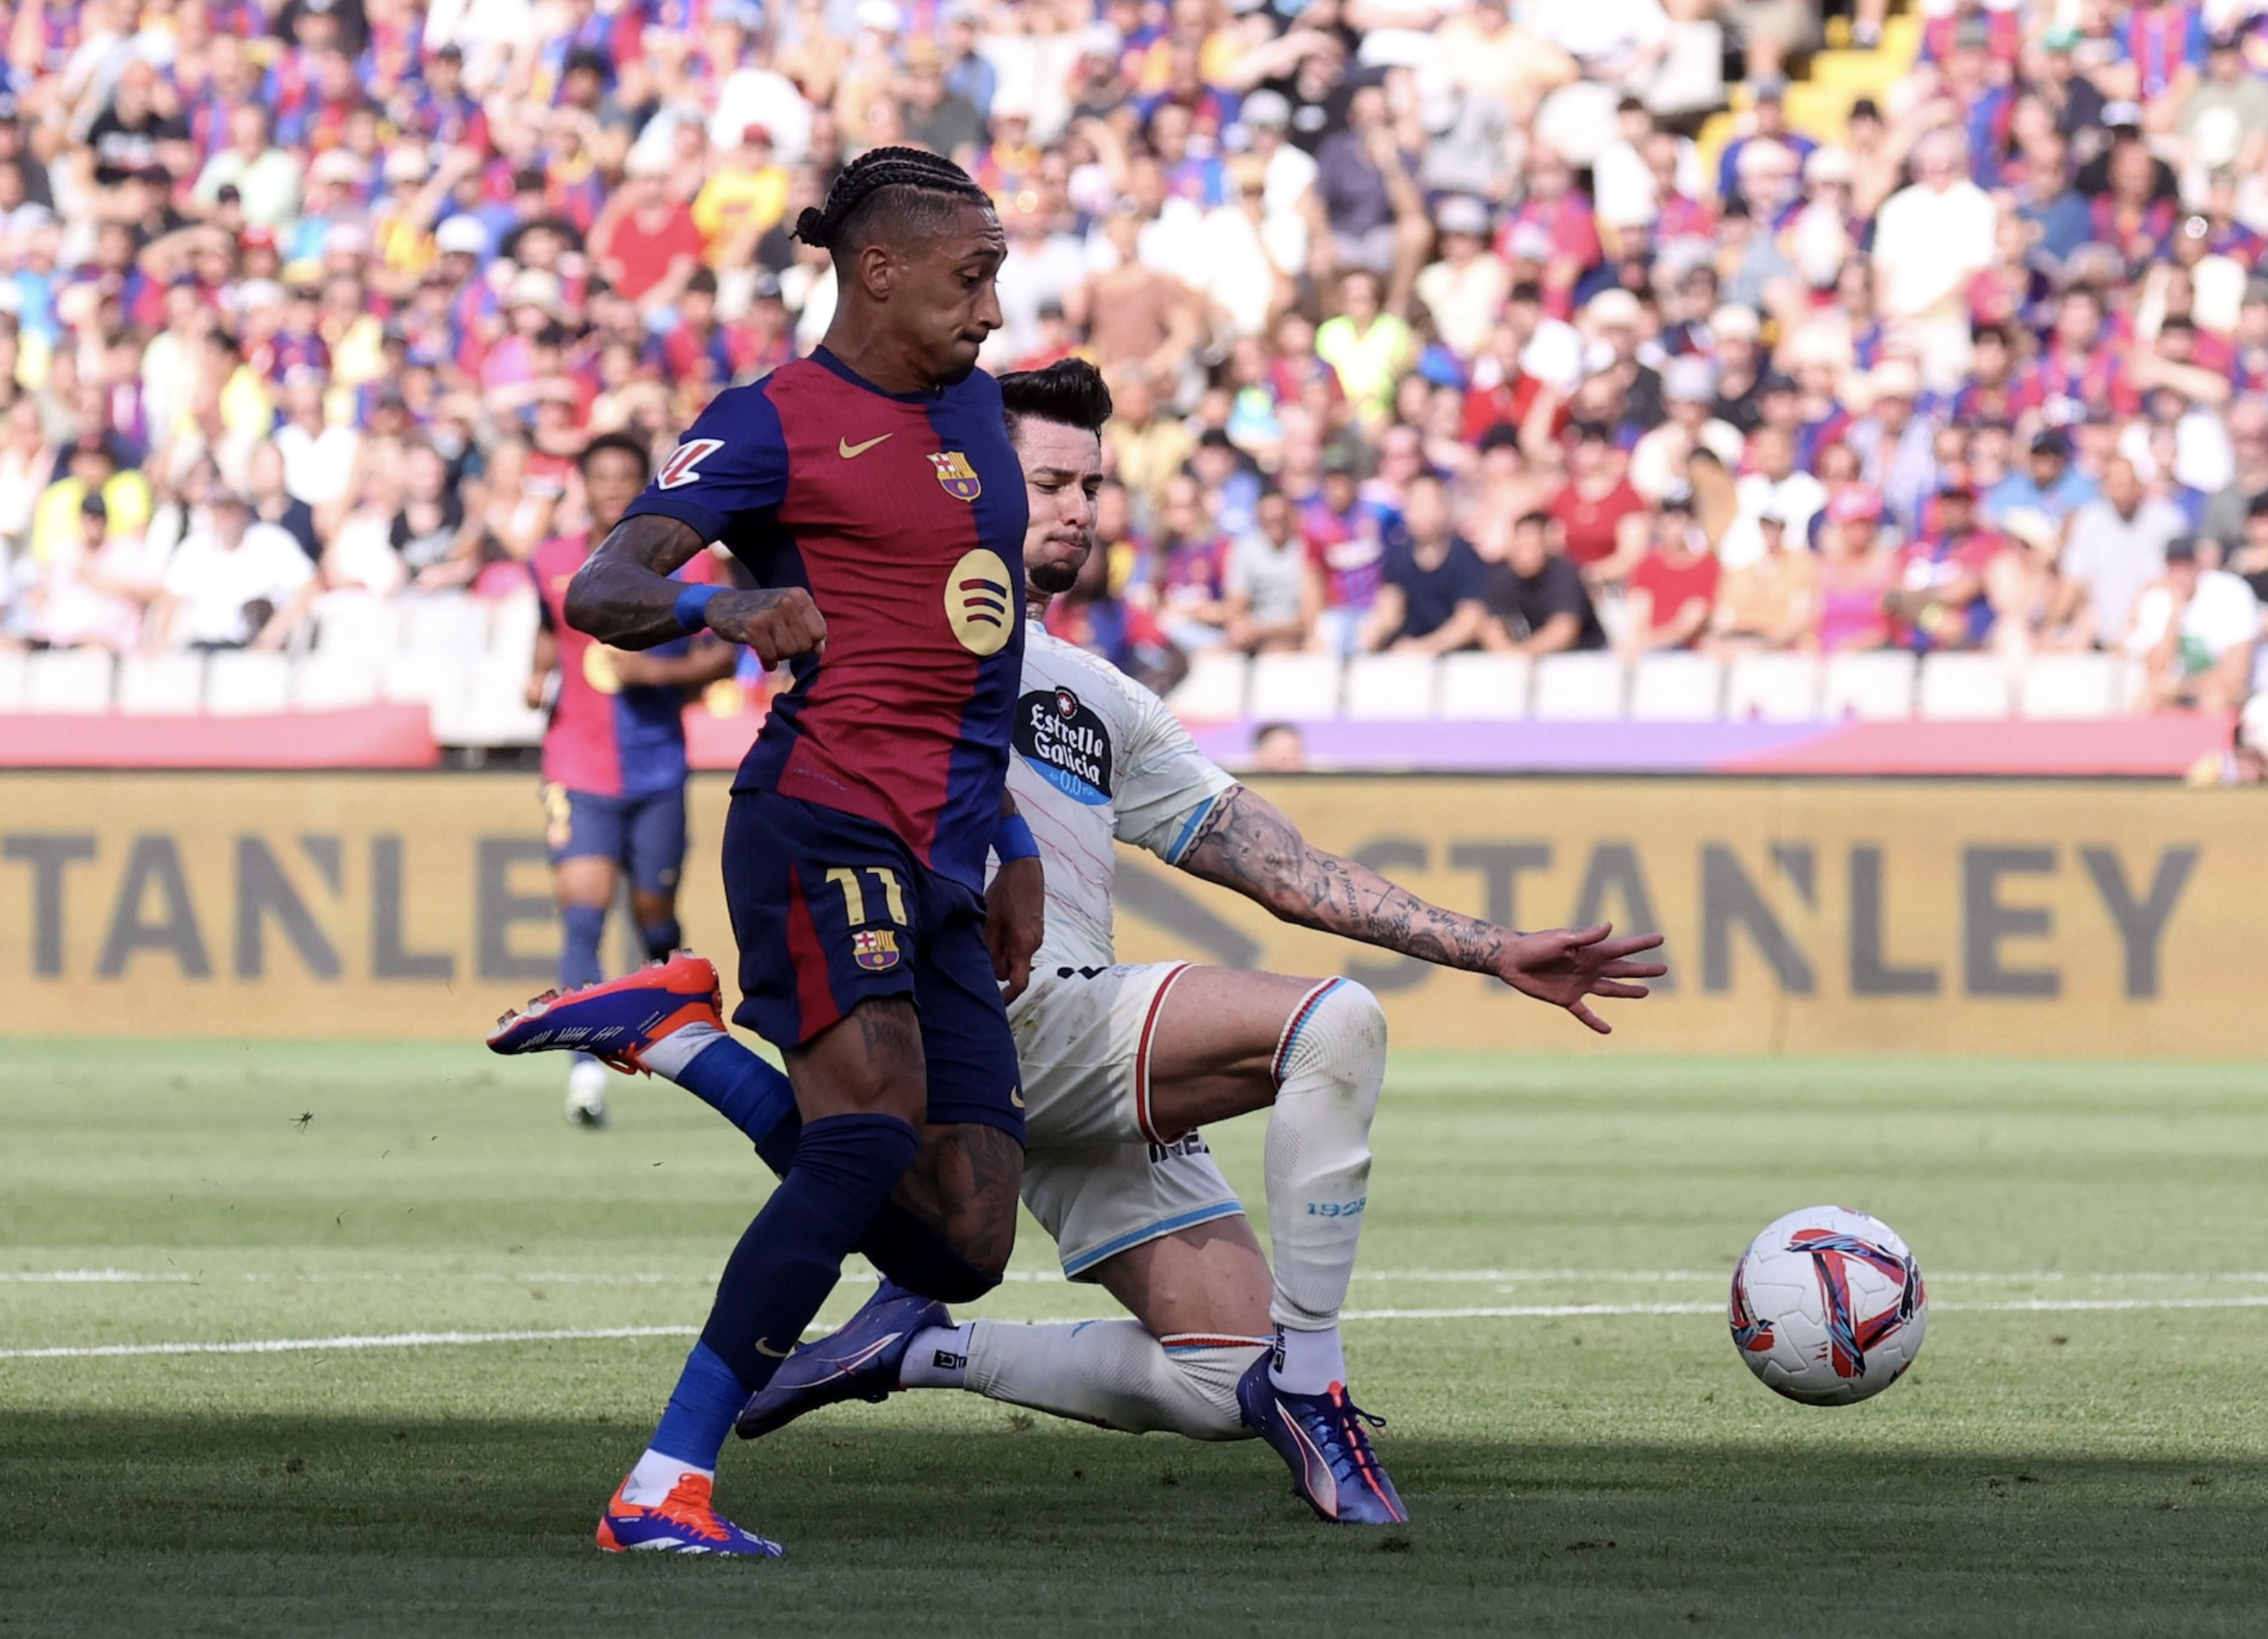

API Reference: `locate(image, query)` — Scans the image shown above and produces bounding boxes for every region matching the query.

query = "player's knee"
[862,1200,1007,1301]
[1278,978,1389,1112]
[1157,1339,1267,1441]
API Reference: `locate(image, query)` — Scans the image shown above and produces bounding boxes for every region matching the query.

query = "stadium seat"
[1342,653,1438,720]
[1531,651,1626,720]
[1917,652,2014,720]
[292,654,382,711]
[486,589,542,664]
[1724,653,1822,721]
[1435,652,1531,719]
[114,652,208,714]
[204,651,293,715]
[314,595,401,661]
[24,649,113,712]
[1247,651,1342,721]
[1821,651,1918,719]
[0,647,30,710]
[1627,652,1724,720]
[382,651,473,740]
[457,656,550,748]
[1165,649,1248,721]
[2017,651,2123,719]
[399,593,492,655]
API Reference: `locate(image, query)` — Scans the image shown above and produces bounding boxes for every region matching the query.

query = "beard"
[1027,555,1081,596]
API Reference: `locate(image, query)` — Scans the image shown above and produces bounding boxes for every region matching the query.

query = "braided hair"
[793,147,994,259]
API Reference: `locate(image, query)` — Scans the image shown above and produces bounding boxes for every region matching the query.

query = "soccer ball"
[1728,1205,1927,1406]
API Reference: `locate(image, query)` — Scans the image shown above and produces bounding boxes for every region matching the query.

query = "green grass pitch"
[2,1040,2265,1637]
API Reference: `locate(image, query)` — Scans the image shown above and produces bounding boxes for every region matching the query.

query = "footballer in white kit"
[1003,623,1248,1281]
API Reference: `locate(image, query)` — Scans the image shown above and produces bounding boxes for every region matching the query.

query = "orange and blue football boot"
[487,951,722,1074]
[595,1472,784,1557]
[735,1279,949,1439]
[1236,1356,1409,1526]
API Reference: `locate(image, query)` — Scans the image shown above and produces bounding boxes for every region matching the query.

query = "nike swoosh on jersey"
[838,433,893,459]
[754,1338,790,1357]
[1010,1087,1026,1109]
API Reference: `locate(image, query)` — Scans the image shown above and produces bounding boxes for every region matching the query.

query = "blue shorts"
[721,789,1025,1145]
[542,783,688,899]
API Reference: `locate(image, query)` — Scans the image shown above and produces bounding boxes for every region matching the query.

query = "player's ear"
[852,240,898,301]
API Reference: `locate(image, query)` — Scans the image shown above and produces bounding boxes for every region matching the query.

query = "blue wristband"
[672,583,721,633]
[994,811,1039,864]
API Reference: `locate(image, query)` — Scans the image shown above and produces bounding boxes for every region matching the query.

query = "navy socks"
[559,904,606,990]
[696,1112,921,1395]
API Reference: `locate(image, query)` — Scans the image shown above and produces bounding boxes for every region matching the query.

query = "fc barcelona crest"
[929,451,982,501]
[852,928,901,972]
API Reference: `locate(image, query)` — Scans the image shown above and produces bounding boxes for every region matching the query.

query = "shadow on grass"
[2,1411,2264,1638]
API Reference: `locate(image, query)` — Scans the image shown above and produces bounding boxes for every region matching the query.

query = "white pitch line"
[0,1325,697,1360]
[13,1267,2268,1287]
[8,1294,2268,1362]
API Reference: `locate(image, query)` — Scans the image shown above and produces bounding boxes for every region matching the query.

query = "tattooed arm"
[1177,784,1666,1033]
[565,514,827,663]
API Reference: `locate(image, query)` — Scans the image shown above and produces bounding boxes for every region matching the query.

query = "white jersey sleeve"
[1008,628,1237,973]
[1109,670,1237,865]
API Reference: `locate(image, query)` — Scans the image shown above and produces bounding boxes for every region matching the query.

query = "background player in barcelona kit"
[525,432,736,1127]
[496,361,1664,1526]
[542,148,1047,1556]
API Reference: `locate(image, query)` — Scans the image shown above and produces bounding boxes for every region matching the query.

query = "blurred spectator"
[1986,428,2100,540]
[1706,509,1816,653]
[1150,472,1232,656]
[1812,483,1896,653]
[1722,422,1826,570]
[1301,457,1385,659]
[2057,456,2188,649]
[1250,720,1309,773]
[27,492,163,652]
[1360,473,1489,656]
[2130,536,2260,712]
[2201,398,2268,551]
[1482,509,1606,656]
[1551,419,1648,582]
[154,488,314,651]
[1886,467,2003,652]
[1224,485,1311,655]
[1618,485,1720,657]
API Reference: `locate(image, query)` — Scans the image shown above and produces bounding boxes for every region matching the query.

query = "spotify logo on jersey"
[1015,686,1114,805]
[945,549,1015,656]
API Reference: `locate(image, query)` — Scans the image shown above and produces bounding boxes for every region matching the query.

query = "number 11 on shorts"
[825,867,907,926]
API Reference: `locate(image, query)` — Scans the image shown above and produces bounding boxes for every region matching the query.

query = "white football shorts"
[1010,960,1247,1282]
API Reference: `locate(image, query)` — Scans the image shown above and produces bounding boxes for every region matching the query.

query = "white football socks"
[639,1020,728,1078]
[1271,1325,1348,1396]
[960,1319,1266,1439]
[621,1447,709,1506]
[897,1322,973,1389]
[1261,979,1387,1393]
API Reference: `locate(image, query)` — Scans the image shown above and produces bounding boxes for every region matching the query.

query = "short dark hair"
[793,146,993,261]
[998,357,1114,441]
[578,430,652,484]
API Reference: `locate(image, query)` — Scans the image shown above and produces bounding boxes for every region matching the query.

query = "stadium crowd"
[2,0,2267,725]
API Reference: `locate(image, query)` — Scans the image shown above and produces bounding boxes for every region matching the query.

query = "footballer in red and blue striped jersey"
[525,432,736,1125]
[622,349,1026,896]
[530,533,719,888]
[620,346,1030,1133]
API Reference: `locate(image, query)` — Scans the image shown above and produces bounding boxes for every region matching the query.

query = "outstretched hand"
[1493,923,1668,1035]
